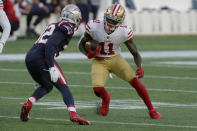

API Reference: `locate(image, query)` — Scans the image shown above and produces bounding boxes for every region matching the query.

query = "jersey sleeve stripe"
[0,0,3,9]
[85,24,91,33]
[86,24,91,30]
[85,27,90,33]
[128,30,132,35]
[128,33,133,39]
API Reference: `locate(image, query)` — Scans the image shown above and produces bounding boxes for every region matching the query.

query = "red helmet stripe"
[115,5,121,16]
[112,4,118,16]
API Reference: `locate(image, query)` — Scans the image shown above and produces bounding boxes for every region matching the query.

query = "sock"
[93,87,109,101]
[68,105,77,118]
[130,77,154,111]
[26,96,37,108]
[67,105,76,112]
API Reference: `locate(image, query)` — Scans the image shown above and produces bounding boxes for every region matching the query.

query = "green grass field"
[0,36,197,131]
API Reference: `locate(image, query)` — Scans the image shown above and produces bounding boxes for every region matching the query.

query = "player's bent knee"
[41,82,53,91]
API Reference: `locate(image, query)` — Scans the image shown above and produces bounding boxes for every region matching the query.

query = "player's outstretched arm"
[124,38,144,78]
[78,32,93,56]
[0,9,11,53]
[124,38,142,67]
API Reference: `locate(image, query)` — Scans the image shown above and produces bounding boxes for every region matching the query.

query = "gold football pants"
[91,54,136,87]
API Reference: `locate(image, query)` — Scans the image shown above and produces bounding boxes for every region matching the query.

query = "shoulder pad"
[119,25,133,40]
[122,25,133,39]
[85,19,101,34]
[57,21,74,35]
[85,20,94,34]
[127,27,133,39]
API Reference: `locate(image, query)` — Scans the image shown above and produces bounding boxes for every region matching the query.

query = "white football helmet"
[104,4,125,34]
[60,4,82,30]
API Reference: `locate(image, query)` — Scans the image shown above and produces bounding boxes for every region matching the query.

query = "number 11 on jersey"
[99,42,115,55]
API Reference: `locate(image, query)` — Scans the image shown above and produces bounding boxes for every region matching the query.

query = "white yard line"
[153,61,197,65]
[0,81,197,94]
[0,115,197,129]
[0,68,196,80]
[145,75,197,80]
[1,96,197,109]
[0,50,197,61]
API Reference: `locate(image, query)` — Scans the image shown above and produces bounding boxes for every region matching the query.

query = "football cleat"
[149,109,163,119]
[20,101,32,122]
[100,92,110,116]
[70,112,90,125]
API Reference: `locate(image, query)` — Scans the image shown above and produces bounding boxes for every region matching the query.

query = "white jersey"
[86,19,133,58]
[0,0,11,45]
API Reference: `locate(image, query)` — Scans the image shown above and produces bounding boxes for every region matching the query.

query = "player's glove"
[49,67,60,83]
[86,45,101,59]
[136,67,144,79]
[0,42,5,54]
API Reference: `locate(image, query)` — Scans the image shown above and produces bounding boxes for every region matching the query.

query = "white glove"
[0,42,4,54]
[49,67,60,83]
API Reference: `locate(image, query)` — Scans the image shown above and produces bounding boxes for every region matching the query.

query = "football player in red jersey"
[20,4,90,125]
[0,0,11,53]
[78,4,162,119]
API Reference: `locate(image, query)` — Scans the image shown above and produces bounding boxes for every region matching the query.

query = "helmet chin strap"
[107,24,113,32]
[105,23,116,34]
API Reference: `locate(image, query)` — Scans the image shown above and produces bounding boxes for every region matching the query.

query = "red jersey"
[3,0,19,22]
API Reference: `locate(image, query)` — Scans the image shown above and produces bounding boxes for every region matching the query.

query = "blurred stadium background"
[14,0,197,37]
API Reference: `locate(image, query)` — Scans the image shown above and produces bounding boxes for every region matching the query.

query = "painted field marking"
[1,51,197,61]
[36,100,197,110]
[0,96,197,110]
[0,67,196,80]
[0,115,197,129]
[153,61,197,65]
[0,81,197,94]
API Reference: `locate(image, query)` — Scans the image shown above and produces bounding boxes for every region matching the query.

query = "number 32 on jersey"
[35,24,56,44]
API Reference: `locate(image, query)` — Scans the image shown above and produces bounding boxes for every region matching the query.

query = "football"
[85,40,100,51]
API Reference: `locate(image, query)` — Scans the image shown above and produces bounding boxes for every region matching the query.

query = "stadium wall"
[15,0,197,36]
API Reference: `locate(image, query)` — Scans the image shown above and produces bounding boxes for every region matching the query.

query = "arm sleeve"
[45,31,65,68]
[0,9,11,44]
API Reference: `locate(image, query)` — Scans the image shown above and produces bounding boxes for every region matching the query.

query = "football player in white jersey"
[0,0,11,53]
[78,3,162,119]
